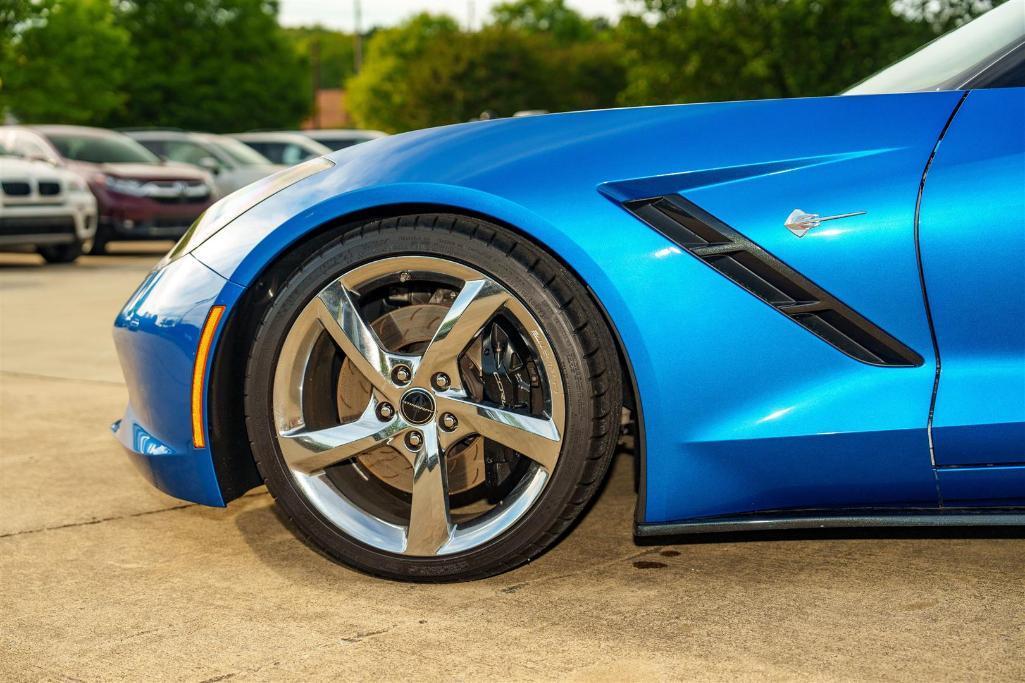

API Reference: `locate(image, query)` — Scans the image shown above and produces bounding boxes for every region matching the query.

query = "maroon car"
[0,125,217,254]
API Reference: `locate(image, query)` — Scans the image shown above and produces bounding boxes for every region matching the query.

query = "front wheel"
[38,241,83,264]
[243,215,623,581]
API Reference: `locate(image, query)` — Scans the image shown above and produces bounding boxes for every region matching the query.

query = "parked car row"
[1,125,218,258]
[0,124,385,263]
[228,129,385,164]
[230,132,332,166]
[126,130,283,195]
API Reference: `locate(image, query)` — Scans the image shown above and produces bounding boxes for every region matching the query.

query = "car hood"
[194,93,965,286]
[71,160,211,182]
[0,156,66,180]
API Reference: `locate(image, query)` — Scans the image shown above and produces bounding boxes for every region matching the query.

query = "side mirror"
[198,157,221,175]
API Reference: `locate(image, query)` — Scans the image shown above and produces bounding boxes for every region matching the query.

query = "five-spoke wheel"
[245,215,621,580]
[273,256,565,557]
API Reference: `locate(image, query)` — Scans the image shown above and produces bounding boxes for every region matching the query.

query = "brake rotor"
[336,304,484,494]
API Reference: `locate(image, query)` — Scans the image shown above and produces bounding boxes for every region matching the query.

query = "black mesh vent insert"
[625,195,923,367]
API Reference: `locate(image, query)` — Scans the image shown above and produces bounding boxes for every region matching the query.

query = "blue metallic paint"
[917,89,1025,472]
[937,465,1025,507]
[113,254,243,506]
[113,90,1024,525]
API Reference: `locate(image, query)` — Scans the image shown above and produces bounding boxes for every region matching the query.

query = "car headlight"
[161,156,334,267]
[68,176,89,193]
[105,175,148,197]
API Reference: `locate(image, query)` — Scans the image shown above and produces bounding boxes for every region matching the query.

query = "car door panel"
[919,88,1025,475]
[592,92,965,519]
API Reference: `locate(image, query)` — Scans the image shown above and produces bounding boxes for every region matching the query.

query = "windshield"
[846,0,1025,94]
[208,137,272,166]
[45,132,159,164]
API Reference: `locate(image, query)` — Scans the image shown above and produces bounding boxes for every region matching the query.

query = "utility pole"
[353,0,363,74]
[311,38,322,129]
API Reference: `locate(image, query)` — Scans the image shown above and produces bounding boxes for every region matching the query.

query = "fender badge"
[785,209,866,238]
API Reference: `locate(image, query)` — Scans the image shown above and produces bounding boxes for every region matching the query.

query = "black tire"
[38,241,83,264]
[86,227,109,255]
[243,214,623,581]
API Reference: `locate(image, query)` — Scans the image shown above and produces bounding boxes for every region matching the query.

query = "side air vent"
[625,194,923,367]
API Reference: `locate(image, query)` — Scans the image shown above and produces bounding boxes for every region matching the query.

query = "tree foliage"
[892,0,1003,31]
[0,0,30,69]
[103,0,309,131]
[346,14,462,133]
[0,0,1009,133]
[0,0,32,105]
[490,0,600,43]
[1,0,132,123]
[286,26,356,90]
[616,0,1002,106]
[402,27,557,129]
[347,9,626,132]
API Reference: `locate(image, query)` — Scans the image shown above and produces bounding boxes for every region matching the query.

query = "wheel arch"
[206,203,646,510]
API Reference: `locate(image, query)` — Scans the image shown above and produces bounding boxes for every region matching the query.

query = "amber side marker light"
[192,305,225,448]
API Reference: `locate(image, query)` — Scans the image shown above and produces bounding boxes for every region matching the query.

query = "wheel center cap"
[400,388,435,425]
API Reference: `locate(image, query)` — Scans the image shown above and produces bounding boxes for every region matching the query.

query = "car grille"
[37,181,61,196]
[0,215,76,236]
[145,180,211,204]
[1,182,31,196]
[623,194,923,368]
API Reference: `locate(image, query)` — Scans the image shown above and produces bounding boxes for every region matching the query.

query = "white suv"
[0,143,97,263]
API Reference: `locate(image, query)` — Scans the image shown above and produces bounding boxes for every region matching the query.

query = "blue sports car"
[113,2,1024,581]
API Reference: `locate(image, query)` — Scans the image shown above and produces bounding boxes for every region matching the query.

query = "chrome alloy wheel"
[271,256,566,557]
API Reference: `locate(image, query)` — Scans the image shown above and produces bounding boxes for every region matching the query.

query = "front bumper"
[0,201,95,248]
[112,253,244,506]
[102,217,194,240]
[97,190,212,241]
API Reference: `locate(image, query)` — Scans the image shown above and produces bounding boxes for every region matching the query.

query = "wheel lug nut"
[392,365,412,385]
[376,402,395,421]
[405,431,423,450]
[432,372,450,390]
[440,413,458,431]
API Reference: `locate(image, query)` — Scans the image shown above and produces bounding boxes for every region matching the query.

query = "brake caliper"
[479,322,543,497]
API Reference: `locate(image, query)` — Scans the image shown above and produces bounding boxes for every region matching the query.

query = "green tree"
[348,12,625,132]
[616,0,1002,107]
[287,26,356,90]
[346,13,461,132]
[106,0,309,131]
[490,0,598,43]
[2,0,132,123]
[0,0,31,105]
[557,40,627,112]
[893,0,1003,31]
[400,27,557,129]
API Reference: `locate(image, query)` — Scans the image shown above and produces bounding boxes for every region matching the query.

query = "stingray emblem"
[785,209,866,238]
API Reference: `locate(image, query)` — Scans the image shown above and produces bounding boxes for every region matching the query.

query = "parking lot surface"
[1,247,1023,681]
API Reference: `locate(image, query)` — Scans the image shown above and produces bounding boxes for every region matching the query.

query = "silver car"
[125,130,284,196]
[300,128,387,151]
[230,132,332,166]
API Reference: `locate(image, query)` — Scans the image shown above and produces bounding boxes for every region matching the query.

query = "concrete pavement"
[1,246,1023,681]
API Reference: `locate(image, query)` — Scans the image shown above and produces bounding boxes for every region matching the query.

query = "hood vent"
[624,194,923,367]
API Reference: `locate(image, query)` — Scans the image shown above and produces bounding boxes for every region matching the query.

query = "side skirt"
[636,510,1025,537]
